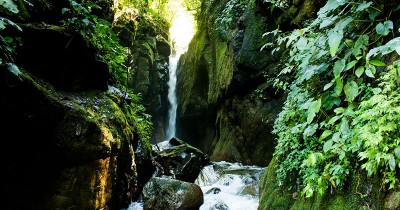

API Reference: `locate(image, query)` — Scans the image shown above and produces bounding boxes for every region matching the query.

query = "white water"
[126,161,265,210]
[196,162,265,210]
[165,55,179,140]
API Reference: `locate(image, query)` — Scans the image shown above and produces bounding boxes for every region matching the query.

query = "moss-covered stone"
[0,67,139,209]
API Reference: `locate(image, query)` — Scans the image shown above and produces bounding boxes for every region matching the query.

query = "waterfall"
[165,54,179,140]
[164,11,195,141]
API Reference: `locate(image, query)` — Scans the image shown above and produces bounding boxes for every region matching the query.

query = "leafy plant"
[264,0,400,197]
[0,0,23,76]
[62,0,128,88]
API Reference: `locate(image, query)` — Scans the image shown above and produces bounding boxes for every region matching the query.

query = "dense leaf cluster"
[264,0,400,197]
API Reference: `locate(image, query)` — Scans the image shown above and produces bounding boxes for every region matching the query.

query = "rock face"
[176,0,286,166]
[143,177,204,210]
[0,1,143,208]
[113,8,171,143]
[0,67,139,209]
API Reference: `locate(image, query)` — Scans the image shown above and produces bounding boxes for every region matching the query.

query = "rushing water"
[126,160,265,210]
[165,55,179,140]
[196,161,265,210]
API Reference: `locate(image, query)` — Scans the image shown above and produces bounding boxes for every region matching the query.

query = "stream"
[126,160,264,210]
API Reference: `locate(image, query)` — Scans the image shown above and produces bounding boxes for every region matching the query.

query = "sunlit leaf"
[324,139,333,152]
[328,29,343,57]
[367,37,400,58]
[365,66,376,78]
[320,130,333,141]
[370,60,386,67]
[345,60,358,70]
[376,20,393,36]
[335,77,343,96]
[389,155,396,171]
[0,0,19,14]
[356,1,372,11]
[354,35,369,58]
[355,66,364,78]
[307,99,321,124]
[344,80,359,102]
[6,63,21,76]
[334,59,345,78]
[324,80,334,90]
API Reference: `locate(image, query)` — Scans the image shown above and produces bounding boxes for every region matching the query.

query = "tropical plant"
[263,0,400,197]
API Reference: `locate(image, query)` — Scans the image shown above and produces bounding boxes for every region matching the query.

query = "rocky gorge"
[1,0,400,209]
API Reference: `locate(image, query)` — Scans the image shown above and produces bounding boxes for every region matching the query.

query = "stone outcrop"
[143,177,204,210]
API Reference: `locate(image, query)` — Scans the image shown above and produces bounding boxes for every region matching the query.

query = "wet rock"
[143,177,203,210]
[206,187,221,194]
[154,137,210,182]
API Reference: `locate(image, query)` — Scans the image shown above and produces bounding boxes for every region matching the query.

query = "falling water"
[165,55,179,140]
[164,10,195,141]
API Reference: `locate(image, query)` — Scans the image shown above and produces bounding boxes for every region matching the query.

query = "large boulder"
[143,177,204,210]
[154,137,210,182]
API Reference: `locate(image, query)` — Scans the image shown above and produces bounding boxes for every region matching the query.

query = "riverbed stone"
[154,137,210,182]
[143,177,204,210]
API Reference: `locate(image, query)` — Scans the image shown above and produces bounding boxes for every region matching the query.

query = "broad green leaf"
[6,63,21,76]
[367,37,400,58]
[355,66,364,78]
[323,139,333,152]
[354,35,369,58]
[307,99,321,124]
[334,17,353,31]
[370,60,386,66]
[320,130,333,141]
[324,80,334,90]
[0,0,19,14]
[376,20,393,36]
[344,80,359,102]
[328,29,343,57]
[395,147,400,158]
[0,17,6,30]
[318,0,341,15]
[345,60,358,70]
[365,66,376,78]
[335,77,343,96]
[297,37,308,50]
[328,116,341,125]
[332,132,340,142]
[334,107,344,114]
[356,1,372,11]
[389,155,396,171]
[304,123,318,138]
[320,16,337,29]
[334,59,345,78]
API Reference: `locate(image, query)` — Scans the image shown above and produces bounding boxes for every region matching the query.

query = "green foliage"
[62,0,128,88]
[0,0,22,74]
[214,0,247,30]
[265,0,400,198]
[128,91,154,155]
